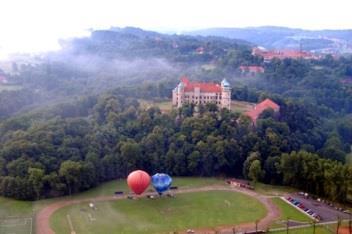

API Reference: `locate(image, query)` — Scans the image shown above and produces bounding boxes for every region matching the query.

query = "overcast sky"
[0,0,351,58]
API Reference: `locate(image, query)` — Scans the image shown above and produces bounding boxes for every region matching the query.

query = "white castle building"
[172,77,231,110]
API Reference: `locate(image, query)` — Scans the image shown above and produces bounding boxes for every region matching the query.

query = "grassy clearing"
[61,177,225,200]
[253,182,298,196]
[50,191,266,234]
[139,99,255,114]
[271,198,312,223]
[231,100,255,113]
[0,197,33,218]
[270,226,331,234]
[0,177,225,218]
[138,99,173,113]
[0,217,33,234]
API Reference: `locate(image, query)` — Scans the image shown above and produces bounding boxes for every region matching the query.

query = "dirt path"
[35,185,280,234]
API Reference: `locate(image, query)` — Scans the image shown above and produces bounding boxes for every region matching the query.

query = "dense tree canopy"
[0,91,349,201]
[0,27,351,202]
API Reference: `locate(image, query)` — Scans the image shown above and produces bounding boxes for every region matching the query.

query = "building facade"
[252,47,318,62]
[239,65,265,76]
[172,77,231,110]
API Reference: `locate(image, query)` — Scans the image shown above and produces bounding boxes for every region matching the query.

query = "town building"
[245,98,280,125]
[172,77,231,110]
[239,65,265,76]
[252,47,317,62]
[195,47,205,54]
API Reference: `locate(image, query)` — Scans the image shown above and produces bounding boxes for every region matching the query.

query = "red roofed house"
[195,47,205,55]
[239,65,265,76]
[340,76,352,85]
[172,77,231,110]
[245,98,280,125]
[252,47,316,62]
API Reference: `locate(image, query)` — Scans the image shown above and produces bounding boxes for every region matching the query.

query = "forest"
[0,27,351,202]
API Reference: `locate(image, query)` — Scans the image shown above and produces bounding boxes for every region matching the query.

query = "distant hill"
[184,26,352,54]
[60,26,253,61]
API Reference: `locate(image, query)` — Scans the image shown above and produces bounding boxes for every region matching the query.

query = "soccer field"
[50,191,266,234]
[0,217,33,234]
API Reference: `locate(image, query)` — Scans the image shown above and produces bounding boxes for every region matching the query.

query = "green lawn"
[139,99,255,114]
[0,177,225,218]
[270,226,331,234]
[63,177,225,200]
[231,100,255,113]
[271,198,312,223]
[0,217,33,234]
[0,197,33,218]
[253,182,298,196]
[50,191,267,234]
[138,99,173,113]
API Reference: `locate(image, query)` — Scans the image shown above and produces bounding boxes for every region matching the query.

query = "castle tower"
[220,79,231,110]
[172,82,185,108]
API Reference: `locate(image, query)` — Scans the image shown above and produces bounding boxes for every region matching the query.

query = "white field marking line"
[280,196,317,221]
[66,214,76,234]
[88,213,96,222]
[0,218,30,227]
[29,217,32,234]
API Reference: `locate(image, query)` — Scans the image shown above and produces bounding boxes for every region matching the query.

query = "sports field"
[70,177,225,199]
[1,177,342,234]
[50,191,266,234]
[0,217,33,234]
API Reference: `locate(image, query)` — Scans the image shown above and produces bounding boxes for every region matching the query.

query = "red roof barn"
[245,98,280,124]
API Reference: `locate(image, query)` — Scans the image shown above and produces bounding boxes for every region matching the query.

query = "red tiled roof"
[180,76,221,93]
[245,98,280,122]
[252,47,315,60]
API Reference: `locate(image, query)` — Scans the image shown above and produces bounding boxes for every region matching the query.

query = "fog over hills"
[183,26,352,54]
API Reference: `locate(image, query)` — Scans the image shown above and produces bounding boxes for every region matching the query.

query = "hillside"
[184,26,352,53]
[0,27,351,203]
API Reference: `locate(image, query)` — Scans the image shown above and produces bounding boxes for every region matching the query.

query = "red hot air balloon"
[127,170,150,195]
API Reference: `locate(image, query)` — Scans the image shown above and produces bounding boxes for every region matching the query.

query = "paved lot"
[289,194,350,221]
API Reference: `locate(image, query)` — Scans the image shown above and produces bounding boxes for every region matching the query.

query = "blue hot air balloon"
[151,173,172,195]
